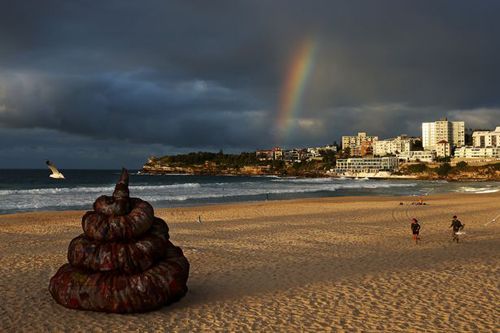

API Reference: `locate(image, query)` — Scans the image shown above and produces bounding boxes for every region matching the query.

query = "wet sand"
[0,192,499,332]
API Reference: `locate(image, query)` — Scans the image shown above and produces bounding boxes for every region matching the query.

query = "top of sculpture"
[113,168,130,201]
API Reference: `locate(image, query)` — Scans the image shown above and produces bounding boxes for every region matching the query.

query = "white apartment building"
[335,157,398,173]
[272,147,283,160]
[422,119,465,150]
[436,140,452,158]
[374,135,420,156]
[454,146,500,159]
[397,150,436,163]
[283,149,301,163]
[256,149,274,161]
[341,132,378,156]
[374,140,392,156]
[472,127,500,147]
[307,145,337,157]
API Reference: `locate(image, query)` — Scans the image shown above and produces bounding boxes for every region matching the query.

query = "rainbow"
[275,37,317,145]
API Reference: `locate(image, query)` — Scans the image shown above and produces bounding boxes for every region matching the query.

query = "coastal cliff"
[141,153,329,177]
[141,154,500,181]
[142,161,327,177]
[398,162,500,181]
[142,163,277,176]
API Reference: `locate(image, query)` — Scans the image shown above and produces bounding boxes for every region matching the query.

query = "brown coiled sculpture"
[49,169,189,313]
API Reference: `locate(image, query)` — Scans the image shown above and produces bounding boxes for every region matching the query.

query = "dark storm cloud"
[0,70,267,147]
[1,0,500,167]
[0,127,200,169]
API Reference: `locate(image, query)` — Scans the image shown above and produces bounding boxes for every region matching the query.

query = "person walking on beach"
[411,218,421,244]
[450,215,464,243]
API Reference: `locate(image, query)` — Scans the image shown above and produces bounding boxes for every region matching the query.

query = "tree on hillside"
[406,163,427,173]
[436,163,452,176]
[455,161,468,170]
[320,150,337,169]
[340,148,350,158]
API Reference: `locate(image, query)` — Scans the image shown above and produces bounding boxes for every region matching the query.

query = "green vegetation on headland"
[142,151,335,177]
[142,152,500,180]
[397,162,500,180]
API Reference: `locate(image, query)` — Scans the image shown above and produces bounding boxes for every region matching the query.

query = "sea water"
[0,169,498,214]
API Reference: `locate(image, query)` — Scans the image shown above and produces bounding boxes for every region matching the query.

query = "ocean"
[0,169,499,214]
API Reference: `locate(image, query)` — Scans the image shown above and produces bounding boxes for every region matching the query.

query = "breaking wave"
[1,170,497,214]
[455,186,499,194]
[0,183,201,196]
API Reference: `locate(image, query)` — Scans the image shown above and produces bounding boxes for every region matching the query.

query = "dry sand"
[0,192,499,332]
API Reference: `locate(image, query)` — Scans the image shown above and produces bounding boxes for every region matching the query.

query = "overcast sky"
[1,0,499,169]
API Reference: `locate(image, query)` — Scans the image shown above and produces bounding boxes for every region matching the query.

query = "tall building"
[422,119,465,150]
[374,135,421,156]
[472,127,500,147]
[341,132,378,156]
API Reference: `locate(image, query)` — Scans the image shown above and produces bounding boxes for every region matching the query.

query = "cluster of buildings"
[256,145,337,163]
[456,127,500,158]
[254,118,499,175]
[336,119,500,174]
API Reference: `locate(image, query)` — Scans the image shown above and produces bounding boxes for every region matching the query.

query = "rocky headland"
[142,156,500,181]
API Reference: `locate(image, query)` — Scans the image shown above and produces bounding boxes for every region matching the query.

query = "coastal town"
[143,118,500,180]
[3,2,500,332]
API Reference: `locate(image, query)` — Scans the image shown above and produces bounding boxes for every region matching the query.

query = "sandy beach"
[0,192,499,332]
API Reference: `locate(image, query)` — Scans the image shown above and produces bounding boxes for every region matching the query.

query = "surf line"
[424,188,435,196]
[484,213,500,226]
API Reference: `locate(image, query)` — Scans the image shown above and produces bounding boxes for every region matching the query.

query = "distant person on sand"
[450,215,464,243]
[411,198,425,205]
[410,218,421,244]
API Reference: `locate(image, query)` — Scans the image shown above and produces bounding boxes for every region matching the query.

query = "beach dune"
[0,192,499,332]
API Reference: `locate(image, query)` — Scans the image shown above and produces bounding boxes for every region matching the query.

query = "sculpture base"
[49,254,189,313]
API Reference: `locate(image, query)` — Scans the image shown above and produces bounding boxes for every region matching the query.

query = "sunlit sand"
[0,192,498,332]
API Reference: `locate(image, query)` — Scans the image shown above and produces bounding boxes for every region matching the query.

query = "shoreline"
[142,157,500,181]
[1,192,499,331]
[0,184,500,215]
[2,190,500,218]
[141,170,500,181]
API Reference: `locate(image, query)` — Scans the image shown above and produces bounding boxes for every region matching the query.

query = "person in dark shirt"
[410,218,421,244]
[450,215,464,243]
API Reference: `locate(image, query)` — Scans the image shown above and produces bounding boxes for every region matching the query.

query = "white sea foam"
[455,186,499,194]
[138,181,417,202]
[251,175,281,178]
[334,182,417,189]
[0,183,201,196]
[140,186,339,202]
[476,189,500,193]
[271,178,333,183]
[0,186,113,196]
[132,183,201,190]
[0,186,337,210]
[0,173,491,214]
